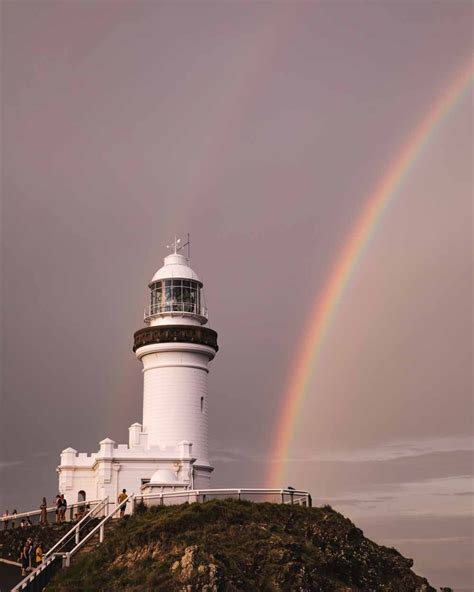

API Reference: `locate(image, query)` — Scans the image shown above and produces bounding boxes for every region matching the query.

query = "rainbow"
[267,58,474,488]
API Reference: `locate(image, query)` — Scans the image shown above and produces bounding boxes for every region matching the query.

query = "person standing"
[27,537,34,570]
[11,509,17,528]
[2,510,8,530]
[60,494,67,522]
[35,542,43,567]
[55,495,62,524]
[20,540,29,577]
[117,489,128,517]
[40,497,48,526]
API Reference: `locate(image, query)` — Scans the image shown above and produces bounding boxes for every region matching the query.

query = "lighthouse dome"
[150,253,201,285]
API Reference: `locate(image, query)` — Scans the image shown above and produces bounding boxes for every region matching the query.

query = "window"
[150,279,202,315]
[78,490,86,503]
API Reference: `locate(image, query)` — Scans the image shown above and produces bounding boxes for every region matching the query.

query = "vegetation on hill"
[46,500,437,591]
[0,523,71,563]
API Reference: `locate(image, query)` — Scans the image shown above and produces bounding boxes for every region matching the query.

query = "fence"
[0,499,103,531]
[134,488,311,509]
[11,499,109,592]
[10,555,61,592]
[8,488,311,590]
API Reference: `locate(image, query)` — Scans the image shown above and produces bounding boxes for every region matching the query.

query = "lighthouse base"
[57,423,213,506]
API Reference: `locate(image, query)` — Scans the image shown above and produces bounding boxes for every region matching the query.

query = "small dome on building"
[149,468,178,484]
[150,253,201,285]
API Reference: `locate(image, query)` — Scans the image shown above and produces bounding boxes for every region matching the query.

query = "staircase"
[11,496,116,592]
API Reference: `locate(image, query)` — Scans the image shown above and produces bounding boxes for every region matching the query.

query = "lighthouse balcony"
[144,302,208,324]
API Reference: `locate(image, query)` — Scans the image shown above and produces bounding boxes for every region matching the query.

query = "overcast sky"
[1,2,472,589]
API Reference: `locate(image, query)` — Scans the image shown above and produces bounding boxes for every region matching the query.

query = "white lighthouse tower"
[57,240,218,501]
[133,239,218,489]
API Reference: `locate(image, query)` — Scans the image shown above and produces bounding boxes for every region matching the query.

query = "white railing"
[8,488,311,590]
[135,488,312,508]
[62,493,134,567]
[11,499,109,592]
[44,497,109,559]
[0,499,103,530]
[12,554,60,592]
[144,302,208,321]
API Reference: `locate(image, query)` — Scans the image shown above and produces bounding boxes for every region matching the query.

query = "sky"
[0,1,472,589]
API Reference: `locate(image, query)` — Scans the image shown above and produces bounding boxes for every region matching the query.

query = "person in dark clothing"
[20,540,29,576]
[55,495,62,523]
[59,494,67,522]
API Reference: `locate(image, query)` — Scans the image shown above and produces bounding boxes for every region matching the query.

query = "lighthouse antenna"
[183,233,190,259]
[166,234,190,258]
[166,236,181,254]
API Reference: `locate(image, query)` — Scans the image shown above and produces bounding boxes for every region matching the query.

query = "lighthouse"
[57,240,218,501]
[133,240,218,488]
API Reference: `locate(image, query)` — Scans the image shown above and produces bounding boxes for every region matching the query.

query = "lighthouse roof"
[150,253,201,284]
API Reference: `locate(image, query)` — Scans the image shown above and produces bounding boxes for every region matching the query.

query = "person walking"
[40,497,48,526]
[117,489,128,517]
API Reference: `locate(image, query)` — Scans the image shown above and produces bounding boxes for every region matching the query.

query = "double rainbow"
[267,58,474,488]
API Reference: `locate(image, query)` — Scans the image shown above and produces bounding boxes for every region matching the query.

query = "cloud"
[289,435,474,463]
[326,475,474,519]
[383,536,472,544]
[0,460,22,471]
[214,434,474,464]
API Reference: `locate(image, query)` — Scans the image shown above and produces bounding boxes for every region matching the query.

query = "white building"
[57,243,219,504]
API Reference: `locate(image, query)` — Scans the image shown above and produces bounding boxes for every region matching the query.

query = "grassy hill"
[47,499,436,591]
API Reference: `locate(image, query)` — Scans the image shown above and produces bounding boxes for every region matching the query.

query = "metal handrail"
[135,488,311,506]
[10,499,108,592]
[44,497,109,559]
[11,554,58,592]
[63,493,134,567]
[9,488,310,589]
[0,499,103,524]
[139,488,309,497]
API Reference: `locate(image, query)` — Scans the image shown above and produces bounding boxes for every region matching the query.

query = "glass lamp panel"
[164,285,172,309]
[172,285,182,310]
[190,288,196,313]
[182,287,191,312]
